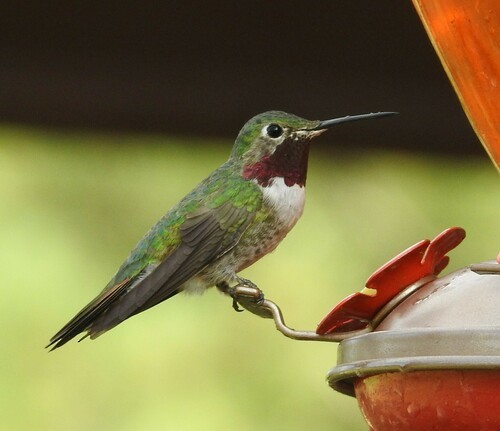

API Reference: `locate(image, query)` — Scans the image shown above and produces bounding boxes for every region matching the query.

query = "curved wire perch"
[260,299,372,342]
[232,285,372,343]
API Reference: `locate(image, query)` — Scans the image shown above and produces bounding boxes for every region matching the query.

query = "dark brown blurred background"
[0,1,482,154]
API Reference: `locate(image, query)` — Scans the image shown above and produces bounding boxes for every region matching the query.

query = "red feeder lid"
[317,227,466,335]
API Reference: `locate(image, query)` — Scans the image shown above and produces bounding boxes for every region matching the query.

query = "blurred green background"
[1,125,498,431]
[1,2,499,430]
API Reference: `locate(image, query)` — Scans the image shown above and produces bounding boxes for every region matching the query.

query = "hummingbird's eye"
[266,124,284,139]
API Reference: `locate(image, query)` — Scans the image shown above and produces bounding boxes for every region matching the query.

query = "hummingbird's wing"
[109,201,253,321]
[47,198,258,350]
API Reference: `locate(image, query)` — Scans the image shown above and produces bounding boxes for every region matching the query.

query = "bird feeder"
[235,227,500,430]
[322,228,500,430]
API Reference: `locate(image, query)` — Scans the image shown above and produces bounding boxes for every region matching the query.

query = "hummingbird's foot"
[217,279,271,318]
[230,279,272,319]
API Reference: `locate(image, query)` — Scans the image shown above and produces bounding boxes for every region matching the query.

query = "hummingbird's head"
[230,111,322,187]
[231,110,395,187]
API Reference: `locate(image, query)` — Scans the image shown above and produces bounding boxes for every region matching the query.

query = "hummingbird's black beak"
[310,111,398,131]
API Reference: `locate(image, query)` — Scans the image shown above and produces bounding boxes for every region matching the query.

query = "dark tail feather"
[46,278,133,351]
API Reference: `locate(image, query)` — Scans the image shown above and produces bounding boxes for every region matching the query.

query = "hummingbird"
[47,110,395,350]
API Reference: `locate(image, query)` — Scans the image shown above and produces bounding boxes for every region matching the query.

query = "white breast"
[261,177,306,228]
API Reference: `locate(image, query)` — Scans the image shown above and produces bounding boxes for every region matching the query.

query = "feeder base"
[355,370,500,431]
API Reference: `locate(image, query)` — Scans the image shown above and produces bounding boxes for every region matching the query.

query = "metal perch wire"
[231,285,370,343]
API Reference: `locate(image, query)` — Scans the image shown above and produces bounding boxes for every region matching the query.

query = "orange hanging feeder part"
[411,0,500,172]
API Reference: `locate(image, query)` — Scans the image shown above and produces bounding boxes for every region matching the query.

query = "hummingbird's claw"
[232,297,244,312]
